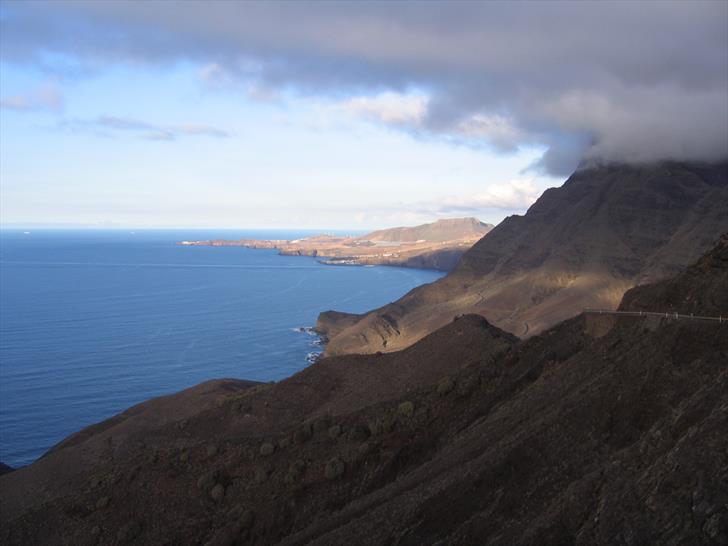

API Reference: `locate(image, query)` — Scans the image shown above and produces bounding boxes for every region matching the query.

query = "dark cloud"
[2,0,726,173]
[59,116,229,140]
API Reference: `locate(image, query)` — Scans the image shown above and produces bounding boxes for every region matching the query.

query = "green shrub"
[347,424,370,441]
[437,376,455,396]
[358,442,372,457]
[368,420,381,436]
[312,416,330,434]
[239,509,255,529]
[253,467,268,484]
[292,459,306,473]
[197,470,220,491]
[456,375,480,397]
[293,423,313,444]
[285,459,307,484]
[116,520,142,544]
[324,457,345,480]
[259,442,275,457]
[368,416,395,435]
[210,483,225,502]
[398,401,415,417]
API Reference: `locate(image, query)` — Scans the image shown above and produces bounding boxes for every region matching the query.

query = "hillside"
[619,233,728,315]
[365,217,493,243]
[318,161,728,355]
[1,234,726,545]
[181,218,493,272]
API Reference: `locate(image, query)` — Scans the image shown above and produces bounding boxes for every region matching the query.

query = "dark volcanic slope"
[620,233,728,315]
[1,235,727,546]
[319,161,728,355]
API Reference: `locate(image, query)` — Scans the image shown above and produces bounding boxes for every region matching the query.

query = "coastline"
[0,230,444,469]
[178,218,493,273]
[292,326,326,364]
[180,240,473,272]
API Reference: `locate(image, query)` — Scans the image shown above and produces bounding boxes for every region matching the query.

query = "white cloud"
[199,62,228,85]
[338,92,429,125]
[0,95,31,109]
[0,80,63,111]
[427,178,542,213]
[59,116,230,140]
[174,124,229,138]
[198,62,280,102]
[454,114,525,152]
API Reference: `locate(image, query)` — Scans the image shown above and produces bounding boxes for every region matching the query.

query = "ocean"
[0,229,444,468]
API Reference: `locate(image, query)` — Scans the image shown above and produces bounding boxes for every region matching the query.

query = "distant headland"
[180,217,494,272]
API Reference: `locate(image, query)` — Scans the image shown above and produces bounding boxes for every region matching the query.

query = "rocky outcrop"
[320,161,728,356]
[315,310,363,341]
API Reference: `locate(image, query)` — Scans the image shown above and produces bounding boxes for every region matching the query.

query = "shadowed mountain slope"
[1,234,726,545]
[620,233,728,315]
[318,161,728,356]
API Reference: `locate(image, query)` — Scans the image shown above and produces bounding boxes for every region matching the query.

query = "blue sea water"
[0,229,444,468]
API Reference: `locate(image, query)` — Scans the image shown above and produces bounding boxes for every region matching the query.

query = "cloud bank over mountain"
[1,0,726,176]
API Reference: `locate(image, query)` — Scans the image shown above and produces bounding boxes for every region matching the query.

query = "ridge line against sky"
[1,1,726,229]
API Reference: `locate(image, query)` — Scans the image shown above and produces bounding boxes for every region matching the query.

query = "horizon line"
[0,217,488,232]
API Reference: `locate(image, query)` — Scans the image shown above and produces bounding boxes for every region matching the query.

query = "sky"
[1,1,726,230]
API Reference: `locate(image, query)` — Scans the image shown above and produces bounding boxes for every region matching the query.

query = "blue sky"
[1,1,725,229]
[0,60,555,229]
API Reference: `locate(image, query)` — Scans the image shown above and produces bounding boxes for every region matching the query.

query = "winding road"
[583,309,726,323]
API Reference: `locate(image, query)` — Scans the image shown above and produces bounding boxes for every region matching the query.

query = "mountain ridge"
[318,161,728,356]
[365,217,492,243]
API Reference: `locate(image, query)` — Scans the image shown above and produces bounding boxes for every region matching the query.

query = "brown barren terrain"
[1,234,726,545]
[180,218,493,272]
